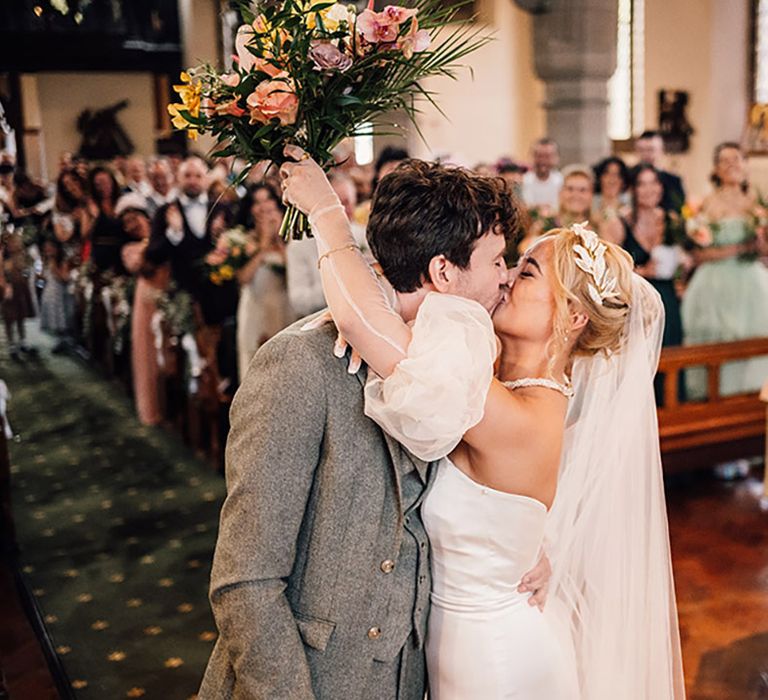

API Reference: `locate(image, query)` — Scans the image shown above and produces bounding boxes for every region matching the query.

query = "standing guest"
[682,142,768,402]
[119,193,169,426]
[634,130,685,212]
[86,166,124,275]
[593,156,630,220]
[497,160,527,199]
[607,165,689,404]
[146,157,177,216]
[519,165,621,253]
[354,147,410,227]
[146,156,217,294]
[1,232,37,360]
[124,156,152,198]
[53,168,91,264]
[287,172,371,318]
[521,137,563,209]
[39,238,75,353]
[620,164,688,336]
[236,184,293,379]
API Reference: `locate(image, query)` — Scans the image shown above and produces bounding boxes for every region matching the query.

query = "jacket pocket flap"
[296,615,336,652]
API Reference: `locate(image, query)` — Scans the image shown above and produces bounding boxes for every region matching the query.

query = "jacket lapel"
[351,360,430,485]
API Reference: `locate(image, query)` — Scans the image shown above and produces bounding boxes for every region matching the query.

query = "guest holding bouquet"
[681,142,768,401]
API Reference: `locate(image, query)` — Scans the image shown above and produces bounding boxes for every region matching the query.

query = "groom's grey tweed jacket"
[198,316,433,699]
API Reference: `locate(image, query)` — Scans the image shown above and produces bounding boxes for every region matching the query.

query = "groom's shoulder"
[254,311,340,373]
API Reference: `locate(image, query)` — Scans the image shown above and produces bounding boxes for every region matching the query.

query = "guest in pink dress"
[118,194,170,426]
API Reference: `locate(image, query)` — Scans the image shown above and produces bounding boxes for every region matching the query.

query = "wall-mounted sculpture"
[76,100,134,160]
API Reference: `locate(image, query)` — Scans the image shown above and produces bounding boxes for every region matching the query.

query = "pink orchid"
[356,9,399,44]
[398,17,430,58]
[382,5,418,23]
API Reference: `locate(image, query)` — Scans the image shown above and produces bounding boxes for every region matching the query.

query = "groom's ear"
[427,254,454,292]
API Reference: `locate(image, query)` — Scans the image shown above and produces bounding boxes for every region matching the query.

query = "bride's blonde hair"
[541,227,634,362]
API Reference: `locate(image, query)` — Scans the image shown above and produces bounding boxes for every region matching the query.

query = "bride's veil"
[545,275,686,699]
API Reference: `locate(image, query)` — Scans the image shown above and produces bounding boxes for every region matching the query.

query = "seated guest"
[286,172,371,318]
[118,193,169,426]
[236,184,294,379]
[593,156,630,220]
[634,130,686,212]
[521,137,563,209]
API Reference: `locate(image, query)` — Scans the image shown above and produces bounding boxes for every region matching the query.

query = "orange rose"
[246,74,299,126]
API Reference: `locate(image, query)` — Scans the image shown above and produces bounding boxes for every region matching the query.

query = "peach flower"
[246,74,299,126]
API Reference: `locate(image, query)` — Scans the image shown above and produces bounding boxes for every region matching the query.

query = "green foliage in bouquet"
[168,0,490,239]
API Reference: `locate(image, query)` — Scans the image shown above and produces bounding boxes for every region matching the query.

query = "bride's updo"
[544,227,634,358]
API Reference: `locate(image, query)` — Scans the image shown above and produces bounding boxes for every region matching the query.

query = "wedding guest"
[593,156,630,220]
[519,165,621,253]
[39,237,75,353]
[682,142,768,402]
[52,168,91,264]
[1,232,36,360]
[124,156,152,198]
[622,165,688,326]
[146,156,216,294]
[521,137,563,209]
[146,157,177,216]
[634,130,686,212]
[354,146,410,226]
[119,193,169,426]
[497,160,527,199]
[86,166,125,275]
[287,172,371,318]
[235,184,293,379]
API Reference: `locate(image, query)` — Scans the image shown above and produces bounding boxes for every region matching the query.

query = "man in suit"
[634,130,686,212]
[147,155,238,384]
[199,162,551,699]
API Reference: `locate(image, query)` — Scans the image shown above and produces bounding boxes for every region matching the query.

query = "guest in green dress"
[681,142,768,401]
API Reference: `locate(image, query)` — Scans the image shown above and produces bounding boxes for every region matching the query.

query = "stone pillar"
[514,0,617,165]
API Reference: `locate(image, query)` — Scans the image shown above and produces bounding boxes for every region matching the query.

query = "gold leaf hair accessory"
[571,222,621,306]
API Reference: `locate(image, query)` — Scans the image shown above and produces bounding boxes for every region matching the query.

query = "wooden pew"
[657,338,768,472]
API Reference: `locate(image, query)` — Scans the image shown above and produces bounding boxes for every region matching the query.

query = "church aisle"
[4,334,225,699]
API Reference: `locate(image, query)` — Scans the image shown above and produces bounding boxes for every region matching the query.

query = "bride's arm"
[281,147,411,378]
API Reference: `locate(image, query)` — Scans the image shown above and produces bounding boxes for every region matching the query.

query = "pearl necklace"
[504,377,574,399]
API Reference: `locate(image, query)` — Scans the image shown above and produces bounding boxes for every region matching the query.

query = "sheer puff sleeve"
[364,292,497,461]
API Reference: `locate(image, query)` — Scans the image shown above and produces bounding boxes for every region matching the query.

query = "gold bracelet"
[317,244,359,269]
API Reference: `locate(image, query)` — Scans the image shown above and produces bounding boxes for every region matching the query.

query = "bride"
[280,146,685,699]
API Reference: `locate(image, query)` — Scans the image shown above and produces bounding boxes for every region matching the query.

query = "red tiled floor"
[668,468,768,699]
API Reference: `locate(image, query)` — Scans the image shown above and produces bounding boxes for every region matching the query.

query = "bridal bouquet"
[205,228,257,285]
[168,0,487,239]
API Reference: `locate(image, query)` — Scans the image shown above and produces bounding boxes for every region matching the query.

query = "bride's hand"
[279,145,339,217]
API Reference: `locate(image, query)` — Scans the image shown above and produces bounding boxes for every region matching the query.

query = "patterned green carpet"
[4,327,226,699]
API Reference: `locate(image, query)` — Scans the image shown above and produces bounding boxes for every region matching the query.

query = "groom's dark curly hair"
[366,160,522,293]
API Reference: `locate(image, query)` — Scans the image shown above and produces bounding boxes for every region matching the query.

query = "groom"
[199,161,551,699]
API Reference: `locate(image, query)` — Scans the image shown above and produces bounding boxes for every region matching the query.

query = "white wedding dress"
[423,458,578,699]
[301,196,686,699]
